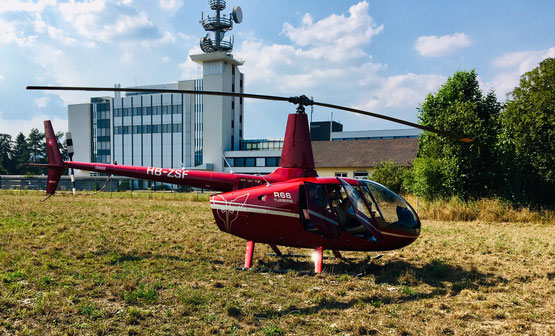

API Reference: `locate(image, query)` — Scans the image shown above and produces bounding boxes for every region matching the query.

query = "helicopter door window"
[303,182,340,239]
[336,177,381,241]
[238,178,246,189]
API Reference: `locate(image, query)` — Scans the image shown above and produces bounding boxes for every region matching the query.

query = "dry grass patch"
[0,193,553,335]
[404,195,554,223]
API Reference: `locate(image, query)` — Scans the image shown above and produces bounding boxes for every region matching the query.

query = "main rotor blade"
[27,85,473,142]
[313,101,474,143]
[26,85,291,103]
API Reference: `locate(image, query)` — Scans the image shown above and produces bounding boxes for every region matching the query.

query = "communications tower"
[199,0,243,53]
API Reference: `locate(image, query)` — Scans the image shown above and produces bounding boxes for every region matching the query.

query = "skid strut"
[313,246,323,273]
[244,241,255,268]
[269,244,282,256]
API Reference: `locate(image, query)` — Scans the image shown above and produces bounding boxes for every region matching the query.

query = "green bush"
[370,161,406,194]
[404,157,446,200]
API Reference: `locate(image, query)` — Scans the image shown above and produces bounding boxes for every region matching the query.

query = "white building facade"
[68,53,262,176]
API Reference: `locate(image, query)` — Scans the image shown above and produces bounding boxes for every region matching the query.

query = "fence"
[0,175,194,192]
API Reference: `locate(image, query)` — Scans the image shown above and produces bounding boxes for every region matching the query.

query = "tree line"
[0,129,67,176]
[373,58,553,207]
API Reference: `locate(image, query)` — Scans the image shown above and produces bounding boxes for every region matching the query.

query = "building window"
[234,158,244,167]
[335,172,347,177]
[194,79,203,166]
[245,158,255,167]
[265,157,280,167]
[353,171,369,179]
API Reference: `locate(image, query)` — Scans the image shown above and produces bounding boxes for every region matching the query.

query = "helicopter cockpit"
[301,178,420,241]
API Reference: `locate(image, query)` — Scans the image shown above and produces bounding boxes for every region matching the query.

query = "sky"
[0,0,553,139]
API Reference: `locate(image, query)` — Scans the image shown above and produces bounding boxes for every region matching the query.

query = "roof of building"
[332,128,422,140]
[312,138,419,168]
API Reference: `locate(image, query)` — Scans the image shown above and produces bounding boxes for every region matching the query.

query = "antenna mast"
[199,0,243,53]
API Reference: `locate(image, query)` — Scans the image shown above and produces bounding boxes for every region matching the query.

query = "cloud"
[0,112,67,139]
[0,0,55,14]
[159,0,183,11]
[34,97,49,108]
[179,46,203,79]
[235,37,384,94]
[486,47,555,98]
[0,18,38,47]
[0,74,4,81]
[225,2,385,95]
[282,1,383,62]
[415,33,471,57]
[58,0,161,44]
[31,46,92,105]
[358,73,446,111]
[121,51,134,63]
[32,13,76,45]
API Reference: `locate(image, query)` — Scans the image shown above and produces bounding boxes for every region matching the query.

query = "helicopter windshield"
[357,180,419,230]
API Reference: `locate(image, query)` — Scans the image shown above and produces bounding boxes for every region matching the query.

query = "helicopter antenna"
[310,96,314,124]
[222,154,234,173]
[330,111,333,141]
[257,173,271,186]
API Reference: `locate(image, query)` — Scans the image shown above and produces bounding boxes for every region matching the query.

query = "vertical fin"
[44,121,64,195]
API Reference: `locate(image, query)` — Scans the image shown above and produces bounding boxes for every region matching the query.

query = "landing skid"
[241,241,384,274]
[264,253,384,260]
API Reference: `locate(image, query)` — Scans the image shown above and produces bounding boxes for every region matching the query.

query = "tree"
[26,128,46,175]
[0,134,13,174]
[498,58,555,206]
[11,133,29,175]
[403,157,446,200]
[56,131,69,161]
[27,128,45,163]
[371,161,406,194]
[417,70,502,200]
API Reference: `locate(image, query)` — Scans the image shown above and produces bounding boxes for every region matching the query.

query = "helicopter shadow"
[255,255,506,296]
[249,257,507,318]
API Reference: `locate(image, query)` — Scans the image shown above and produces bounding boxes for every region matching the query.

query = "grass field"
[0,191,553,335]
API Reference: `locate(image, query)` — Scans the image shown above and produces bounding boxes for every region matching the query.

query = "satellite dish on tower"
[232,6,243,24]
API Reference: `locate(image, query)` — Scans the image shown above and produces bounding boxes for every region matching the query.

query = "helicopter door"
[303,182,340,239]
[337,177,381,241]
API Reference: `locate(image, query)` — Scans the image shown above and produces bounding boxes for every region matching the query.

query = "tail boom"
[66,161,242,192]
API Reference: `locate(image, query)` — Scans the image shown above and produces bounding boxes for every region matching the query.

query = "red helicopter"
[27,85,472,273]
